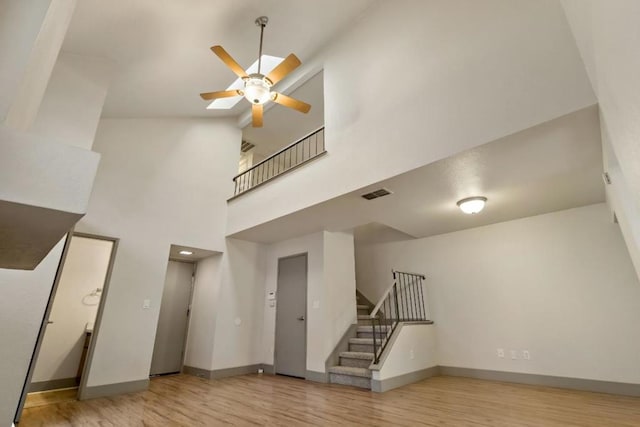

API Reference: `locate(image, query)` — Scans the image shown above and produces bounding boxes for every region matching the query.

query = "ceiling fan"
[200,16,311,127]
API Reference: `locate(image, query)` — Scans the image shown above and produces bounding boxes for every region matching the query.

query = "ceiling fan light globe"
[244,77,271,105]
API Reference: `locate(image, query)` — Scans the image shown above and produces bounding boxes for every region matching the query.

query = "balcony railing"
[231,127,326,197]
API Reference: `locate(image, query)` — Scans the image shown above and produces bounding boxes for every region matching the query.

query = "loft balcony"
[230,126,325,199]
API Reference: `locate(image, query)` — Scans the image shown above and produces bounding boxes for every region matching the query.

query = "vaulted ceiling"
[61,0,374,118]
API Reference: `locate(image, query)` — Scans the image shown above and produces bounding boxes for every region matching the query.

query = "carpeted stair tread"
[357,304,369,310]
[357,315,372,320]
[328,366,372,378]
[340,351,374,360]
[349,337,375,345]
[357,325,390,332]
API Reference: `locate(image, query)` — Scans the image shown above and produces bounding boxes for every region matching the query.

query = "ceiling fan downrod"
[255,16,269,75]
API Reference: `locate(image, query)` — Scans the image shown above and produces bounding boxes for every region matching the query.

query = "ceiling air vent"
[361,188,393,200]
[241,140,255,153]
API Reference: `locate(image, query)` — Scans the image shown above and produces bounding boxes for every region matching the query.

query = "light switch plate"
[143,299,151,309]
[313,300,320,309]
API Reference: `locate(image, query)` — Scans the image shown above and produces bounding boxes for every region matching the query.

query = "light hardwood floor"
[24,388,78,409]
[19,374,640,426]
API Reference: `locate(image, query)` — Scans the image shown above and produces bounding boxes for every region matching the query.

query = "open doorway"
[149,244,219,377]
[17,233,117,416]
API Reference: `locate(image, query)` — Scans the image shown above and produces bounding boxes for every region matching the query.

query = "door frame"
[75,232,119,400]
[273,252,308,378]
[14,232,119,421]
[14,232,73,424]
[150,258,196,376]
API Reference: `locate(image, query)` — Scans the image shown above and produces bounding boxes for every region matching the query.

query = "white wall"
[261,231,356,374]
[31,52,113,150]
[561,1,640,280]
[601,120,640,277]
[75,118,241,387]
[184,239,267,373]
[2,0,77,131]
[227,0,596,235]
[357,204,640,384]
[262,232,325,372]
[0,239,65,426]
[373,324,438,381]
[0,0,51,123]
[184,254,221,370]
[32,236,113,385]
[323,231,357,360]
[210,239,265,370]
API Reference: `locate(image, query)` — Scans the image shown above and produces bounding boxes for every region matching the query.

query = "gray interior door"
[150,261,193,375]
[275,254,307,378]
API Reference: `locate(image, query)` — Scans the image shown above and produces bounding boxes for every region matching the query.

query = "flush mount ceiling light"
[199,16,311,127]
[179,250,193,256]
[457,197,487,214]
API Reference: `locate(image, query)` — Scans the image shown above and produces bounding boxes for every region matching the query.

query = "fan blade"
[265,54,301,85]
[271,92,311,114]
[252,104,263,127]
[200,90,242,100]
[211,45,248,79]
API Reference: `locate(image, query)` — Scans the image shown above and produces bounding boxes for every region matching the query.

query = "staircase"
[327,298,380,389]
[328,271,429,390]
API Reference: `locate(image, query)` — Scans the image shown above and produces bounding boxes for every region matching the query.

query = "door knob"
[297,315,305,321]
[47,320,54,324]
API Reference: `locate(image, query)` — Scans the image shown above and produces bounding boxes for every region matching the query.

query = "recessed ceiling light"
[179,250,193,256]
[457,197,487,214]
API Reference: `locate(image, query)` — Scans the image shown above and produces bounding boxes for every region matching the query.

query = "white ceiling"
[229,105,605,243]
[61,0,374,118]
[169,244,220,262]
[242,70,324,156]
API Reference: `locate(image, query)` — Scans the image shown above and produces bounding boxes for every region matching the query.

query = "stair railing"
[370,270,429,363]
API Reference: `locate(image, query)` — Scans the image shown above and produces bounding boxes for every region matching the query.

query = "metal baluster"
[411,275,418,320]
[417,277,427,320]
[402,274,409,321]
[414,277,422,320]
[407,275,413,320]
[393,275,400,323]
[372,317,378,362]
[400,273,408,320]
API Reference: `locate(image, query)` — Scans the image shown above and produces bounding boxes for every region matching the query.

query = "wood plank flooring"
[24,388,78,409]
[19,374,640,426]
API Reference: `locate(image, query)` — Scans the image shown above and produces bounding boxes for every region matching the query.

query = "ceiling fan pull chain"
[255,16,269,75]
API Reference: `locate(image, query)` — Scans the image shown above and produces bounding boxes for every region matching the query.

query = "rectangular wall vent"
[361,188,392,200]
[241,140,255,153]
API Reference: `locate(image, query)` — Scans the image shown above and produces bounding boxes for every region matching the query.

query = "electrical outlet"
[409,349,415,360]
[523,350,530,360]
[510,350,518,360]
[497,348,505,358]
